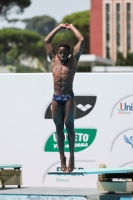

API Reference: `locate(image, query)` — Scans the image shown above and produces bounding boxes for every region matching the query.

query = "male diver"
[45,23,84,172]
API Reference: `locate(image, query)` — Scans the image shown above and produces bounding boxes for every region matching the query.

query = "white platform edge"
[0,195,87,200]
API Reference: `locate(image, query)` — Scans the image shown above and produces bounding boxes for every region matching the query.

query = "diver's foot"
[68,157,74,172]
[60,156,67,173]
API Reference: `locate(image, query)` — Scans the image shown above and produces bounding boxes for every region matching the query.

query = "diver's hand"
[63,23,72,30]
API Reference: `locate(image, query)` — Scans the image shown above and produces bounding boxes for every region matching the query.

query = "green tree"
[0,0,31,19]
[0,28,47,70]
[51,11,89,54]
[22,15,57,36]
[115,51,126,66]
[126,52,133,66]
[115,51,133,66]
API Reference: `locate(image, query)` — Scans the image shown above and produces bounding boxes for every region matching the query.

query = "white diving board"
[48,167,133,175]
[73,167,133,174]
[47,167,133,193]
[0,164,22,169]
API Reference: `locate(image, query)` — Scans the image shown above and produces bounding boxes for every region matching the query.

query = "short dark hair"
[57,42,70,51]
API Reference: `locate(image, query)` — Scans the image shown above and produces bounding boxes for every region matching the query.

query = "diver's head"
[57,42,70,63]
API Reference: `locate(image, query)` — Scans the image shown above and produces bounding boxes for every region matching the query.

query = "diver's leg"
[64,98,76,172]
[52,100,67,172]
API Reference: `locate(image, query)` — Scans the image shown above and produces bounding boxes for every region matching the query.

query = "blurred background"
[0,0,133,73]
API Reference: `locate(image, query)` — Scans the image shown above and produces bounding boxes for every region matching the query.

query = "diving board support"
[97,180,133,193]
[0,164,22,188]
[97,163,133,193]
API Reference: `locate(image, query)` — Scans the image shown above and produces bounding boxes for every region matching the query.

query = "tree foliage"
[115,52,126,66]
[52,10,90,54]
[0,0,31,19]
[0,28,46,68]
[23,15,57,36]
[115,51,133,66]
[126,52,133,66]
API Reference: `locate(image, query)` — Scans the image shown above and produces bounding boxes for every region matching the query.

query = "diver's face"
[57,47,69,63]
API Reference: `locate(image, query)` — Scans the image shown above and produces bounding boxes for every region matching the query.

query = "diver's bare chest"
[52,56,76,75]
[53,64,71,73]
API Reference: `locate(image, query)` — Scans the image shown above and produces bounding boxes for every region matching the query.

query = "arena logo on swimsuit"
[45,96,97,119]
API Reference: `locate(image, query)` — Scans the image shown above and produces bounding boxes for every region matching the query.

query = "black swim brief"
[52,93,74,105]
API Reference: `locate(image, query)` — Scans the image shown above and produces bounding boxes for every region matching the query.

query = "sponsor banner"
[111,95,133,117]
[0,73,133,187]
[44,128,97,152]
[111,129,133,164]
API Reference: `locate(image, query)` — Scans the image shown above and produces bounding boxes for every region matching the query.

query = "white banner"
[0,73,133,188]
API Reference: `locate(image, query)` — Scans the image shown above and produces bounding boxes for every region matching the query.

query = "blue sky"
[0,0,90,29]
